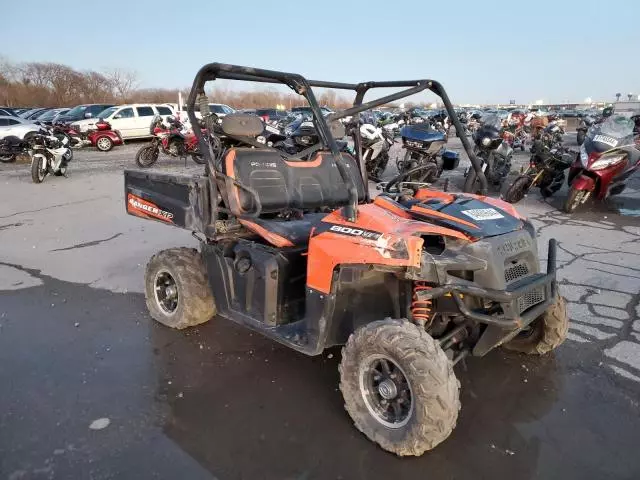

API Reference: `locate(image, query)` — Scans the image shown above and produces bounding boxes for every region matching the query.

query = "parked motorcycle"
[360,123,394,181]
[0,135,31,163]
[463,114,513,193]
[398,123,459,184]
[503,140,573,203]
[576,115,595,146]
[30,133,73,183]
[564,115,640,213]
[135,115,206,167]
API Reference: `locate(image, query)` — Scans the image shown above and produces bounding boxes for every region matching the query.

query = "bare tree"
[105,68,139,102]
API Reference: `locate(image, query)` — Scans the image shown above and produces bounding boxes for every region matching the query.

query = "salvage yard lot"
[1,136,640,479]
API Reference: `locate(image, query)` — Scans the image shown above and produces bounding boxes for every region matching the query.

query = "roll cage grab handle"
[186,63,488,226]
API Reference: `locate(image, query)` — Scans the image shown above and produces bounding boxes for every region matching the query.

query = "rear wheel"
[563,187,588,213]
[145,248,216,329]
[135,144,159,168]
[340,319,460,456]
[31,156,46,183]
[0,154,15,163]
[503,294,568,355]
[95,136,114,152]
[503,174,532,203]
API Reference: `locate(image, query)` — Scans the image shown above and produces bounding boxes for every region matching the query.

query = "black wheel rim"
[154,270,179,315]
[359,355,413,428]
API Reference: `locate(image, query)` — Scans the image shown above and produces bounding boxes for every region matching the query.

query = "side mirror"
[84,112,93,119]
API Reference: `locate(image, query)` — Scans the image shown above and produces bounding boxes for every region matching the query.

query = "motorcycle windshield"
[400,124,446,143]
[586,116,635,152]
[475,114,502,138]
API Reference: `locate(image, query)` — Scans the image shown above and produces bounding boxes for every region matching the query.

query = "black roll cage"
[187,63,488,227]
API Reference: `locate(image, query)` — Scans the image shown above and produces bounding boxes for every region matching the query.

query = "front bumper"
[418,238,557,330]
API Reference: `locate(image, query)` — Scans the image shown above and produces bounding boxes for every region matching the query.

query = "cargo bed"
[125,169,211,233]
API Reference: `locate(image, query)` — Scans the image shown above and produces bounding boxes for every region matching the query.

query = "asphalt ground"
[1,134,639,480]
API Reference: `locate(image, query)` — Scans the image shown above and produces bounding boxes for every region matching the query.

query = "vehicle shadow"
[151,318,562,480]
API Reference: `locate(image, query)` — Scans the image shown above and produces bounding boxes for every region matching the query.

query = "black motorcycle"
[576,115,595,146]
[503,140,574,203]
[463,114,513,193]
[398,123,459,183]
[0,136,31,163]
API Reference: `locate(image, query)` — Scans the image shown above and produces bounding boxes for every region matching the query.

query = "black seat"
[223,148,365,247]
[223,148,366,216]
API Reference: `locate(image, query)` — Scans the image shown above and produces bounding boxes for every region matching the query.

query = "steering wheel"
[382,163,439,196]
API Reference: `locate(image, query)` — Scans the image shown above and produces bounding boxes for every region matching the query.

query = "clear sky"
[3,0,638,104]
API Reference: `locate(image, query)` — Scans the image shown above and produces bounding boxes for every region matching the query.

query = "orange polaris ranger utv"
[124,63,567,456]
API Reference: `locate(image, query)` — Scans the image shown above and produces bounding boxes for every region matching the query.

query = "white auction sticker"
[461,208,504,221]
[593,134,618,147]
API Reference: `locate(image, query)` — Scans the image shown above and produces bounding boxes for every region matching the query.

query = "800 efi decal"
[127,194,174,223]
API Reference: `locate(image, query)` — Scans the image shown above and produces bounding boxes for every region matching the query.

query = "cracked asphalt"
[1,135,639,480]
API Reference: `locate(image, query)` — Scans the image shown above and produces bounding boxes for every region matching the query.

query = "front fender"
[571,174,596,192]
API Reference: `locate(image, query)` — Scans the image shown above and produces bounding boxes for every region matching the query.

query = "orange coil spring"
[411,282,433,324]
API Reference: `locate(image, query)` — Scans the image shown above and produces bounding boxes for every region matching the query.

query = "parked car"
[0,115,42,140]
[255,108,288,123]
[55,104,115,124]
[70,104,175,139]
[36,108,70,125]
[0,107,19,117]
[291,106,333,116]
[20,108,50,120]
[180,103,235,119]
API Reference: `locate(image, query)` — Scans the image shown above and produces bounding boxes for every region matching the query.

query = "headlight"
[298,135,313,145]
[256,135,266,144]
[579,145,588,166]
[481,137,491,147]
[590,153,627,170]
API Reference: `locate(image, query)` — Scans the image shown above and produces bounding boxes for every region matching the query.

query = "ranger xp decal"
[127,194,174,223]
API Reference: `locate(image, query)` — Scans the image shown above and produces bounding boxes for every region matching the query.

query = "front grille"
[505,261,529,284]
[517,287,545,313]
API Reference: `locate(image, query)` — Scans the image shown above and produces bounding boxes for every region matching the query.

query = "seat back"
[223,148,366,216]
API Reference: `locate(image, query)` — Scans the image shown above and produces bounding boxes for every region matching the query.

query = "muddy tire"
[503,294,568,355]
[339,319,460,456]
[144,248,216,329]
[503,175,532,203]
[135,144,159,168]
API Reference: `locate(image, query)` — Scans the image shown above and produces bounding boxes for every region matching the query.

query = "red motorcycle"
[135,115,206,167]
[564,115,640,213]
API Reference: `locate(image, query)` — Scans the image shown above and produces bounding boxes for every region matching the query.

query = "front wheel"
[503,174,532,203]
[563,187,589,213]
[503,294,568,355]
[340,319,460,456]
[31,156,46,183]
[135,144,159,168]
[0,154,15,163]
[463,166,485,194]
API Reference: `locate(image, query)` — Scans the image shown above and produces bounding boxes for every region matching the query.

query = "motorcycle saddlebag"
[441,149,460,170]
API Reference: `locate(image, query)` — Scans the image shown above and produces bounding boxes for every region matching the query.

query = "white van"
[71,104,175,139]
